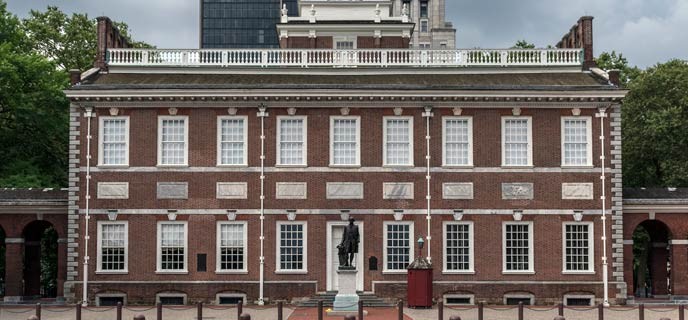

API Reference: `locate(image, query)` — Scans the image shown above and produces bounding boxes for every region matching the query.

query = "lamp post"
[417,237,425,257]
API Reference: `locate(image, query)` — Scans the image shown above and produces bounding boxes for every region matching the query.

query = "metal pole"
[639,304,644,320]
[117,302,122,320]
[680,304,685,320]
[317,300,323,320]
[422,106,433,261]
[156,303,162,320]
[197,302,202,320]
[397,300,404,320]
[597,107,610,306]
[76,303,82,320]
[478,302,484,320]
[558,303,564,316]
[438,301,443,320]
[278,301,283,320]
[82,107,94,306]
[257,105,268,305]
[518,302,524,320]
[36,303,41,320]
[598,303,604,320]
[238,301,243,319]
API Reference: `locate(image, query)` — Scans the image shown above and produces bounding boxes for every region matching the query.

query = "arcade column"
[3,238,24,302]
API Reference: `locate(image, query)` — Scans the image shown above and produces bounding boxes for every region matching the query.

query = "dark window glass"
[98,297,124,306]
[566,298,592,306]
[446,297,472,305]
[506,297,532,305]
[219,296,244,305]
[159,296,185,305]
[420,1,428,18]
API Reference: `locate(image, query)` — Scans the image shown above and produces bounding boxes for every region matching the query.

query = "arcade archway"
[633,220,672,298]
[22,221,58,298]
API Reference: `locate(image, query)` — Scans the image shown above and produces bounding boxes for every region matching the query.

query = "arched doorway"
[1,226,6,298]
[633,220,672,298]
[22,221,58,299]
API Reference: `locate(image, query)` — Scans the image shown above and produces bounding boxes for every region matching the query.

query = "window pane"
[161,119,186,165]
[160,224,185,270]
[504,224,531,271]
[100,224,126,271]
[219,223,245,270]
[445,224,471,271]
[386,224,411,270]
[504,119,529,166]
[563,119,589,166]
[279,119,304,165]
[444,119,470,165]
[332,119,358,165]
[565,224,591,271]
[220,118,245,165]
[279,223,304,270]
[385,119,411,165]
[102,119,127,165]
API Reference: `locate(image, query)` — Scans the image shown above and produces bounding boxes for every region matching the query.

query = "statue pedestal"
[327,268,367,316]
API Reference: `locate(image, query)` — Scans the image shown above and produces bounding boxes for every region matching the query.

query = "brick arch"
[631,219,672,298]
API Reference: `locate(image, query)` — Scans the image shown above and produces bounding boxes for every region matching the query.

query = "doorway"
[23,221,58,298]
[326,221,364,292]
[633,220,672,298]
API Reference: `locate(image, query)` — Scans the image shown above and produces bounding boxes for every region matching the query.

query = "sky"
[6,0,688,68]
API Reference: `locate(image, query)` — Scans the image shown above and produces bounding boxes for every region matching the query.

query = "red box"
[407,268,433,308]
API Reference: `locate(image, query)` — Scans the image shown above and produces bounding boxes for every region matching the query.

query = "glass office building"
[201,0,298,48]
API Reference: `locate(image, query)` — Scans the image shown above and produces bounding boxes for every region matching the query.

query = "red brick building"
[0,14,642,306]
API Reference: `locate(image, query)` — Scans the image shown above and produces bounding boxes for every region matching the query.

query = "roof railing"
[107,48,583,68]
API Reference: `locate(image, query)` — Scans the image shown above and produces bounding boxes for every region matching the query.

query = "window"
[276,221,307,273]
[217,116,248,166]
[216,293,247,305]
[561,117,592,167]
[505,294,534,305]
[156,293,187,305]
[443,222,473,273]
[277,116,307,166]
[502,117,532,166]
[420,0,428,17]
[383,222,413,272]
[217,222,247,272]
[158,116,189,166]
[97,222,128,272]
[444,294,474,306]
[157,222,188,272]
[334,36,356,49]
[564,294,594,306]
[443,117,473,166]
[563,222,594,273]
[420,19,429,33]
[383,117,413,166]
[418,43,431,49]
[330,117,360,166]
[96,294,126,306]
[503,222,534,273]
[99,117,129,166]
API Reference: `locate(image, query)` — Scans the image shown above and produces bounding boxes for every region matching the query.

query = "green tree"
[512,40,536,49]
[596,51,641,86]
[622,59,688,187]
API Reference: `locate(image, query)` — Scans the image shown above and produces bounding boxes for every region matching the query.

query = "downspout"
[597,107,609,306]
[422,106,433,261]
[257,105,269,305]
[82,106,94,306]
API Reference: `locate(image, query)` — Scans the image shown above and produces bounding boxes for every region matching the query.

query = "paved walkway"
[0,305,682,320]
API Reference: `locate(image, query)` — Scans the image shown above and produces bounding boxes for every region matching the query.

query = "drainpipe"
[257,105,269,305]
[82,106,94,306]
[596,107,609,306]
[422,106,434,261]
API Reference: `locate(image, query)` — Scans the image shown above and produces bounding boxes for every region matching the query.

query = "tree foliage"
[596,51,641,87]
[622,59,688,187]
[512,40,536,49]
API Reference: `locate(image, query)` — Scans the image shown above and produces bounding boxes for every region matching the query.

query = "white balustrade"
[107,48,582,68]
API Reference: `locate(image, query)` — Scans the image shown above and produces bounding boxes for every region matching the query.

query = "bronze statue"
[338,218,360,269]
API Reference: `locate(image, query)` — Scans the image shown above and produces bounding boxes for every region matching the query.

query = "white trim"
[563,294,595,306]
[84,166,604,173]
[561,116,593,167]
[96,221,129,273]
[443,294,475,305]
[382,220,414,274]
[562,222,595,274]
[95,293,127,306]
[329,116,361,167]
[276,221,308,273]
[442,116,473,167]
[98,116,130,167]
[276,116,308,167]
[155,292,188,305]
[326,221,365,291]
[502,221,534,274]
[83,208,605,216]
[442,221,474,274]
[217,115,248,166]
[157,116,189,167]
[216,221,248,273]
[503,293,535,305]
[501,116,533,167]
[382,116,414,167]
[215,293,247,305]
[156,221,189,273]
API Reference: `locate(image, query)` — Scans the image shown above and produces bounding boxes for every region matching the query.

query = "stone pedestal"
[328,268,367,316]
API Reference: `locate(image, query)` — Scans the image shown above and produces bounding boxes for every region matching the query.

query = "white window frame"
[95,293,127,306]
[563,294,595,306]
[157,116,189,167]
[156,221,188,274]
[562,222,595,274]
[275,221,308,274]
[98,116,130,167]
[155,293,187,305]
[443,294,475,306]
[382,221,414,274]
[96,221,129,274]
[329,116,361,167]
[501,116,533,167]
[419,19,429,33]
[503,293,535,305]
[502,221,535,274]
[276,116,307,167]
[382,116,414,167]
[217,116,248,166]
[333,36,357,49]
[442,117,473,167]
[561,116,593,167]
[442,221,474,274]
[216,221,248,273]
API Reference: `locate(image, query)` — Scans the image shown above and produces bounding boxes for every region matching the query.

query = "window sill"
[216,164,248,168]
[156,165,189,169]
[382,270,408,275]
[500,165,534,169]
[275,270,308,275]
[382,165,415,169]
[97,165,129,169]
[441,165,474,169]
[329,164,362,168]
[442,270,475,275]
[562,271,595,275]
[215,270,249,275]
[275,165,308,168]
[502,271,535,275]
[96,271,129,275]
[561,165,595,169]
[155,271,189,275]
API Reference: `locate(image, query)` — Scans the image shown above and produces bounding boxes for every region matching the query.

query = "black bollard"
[117,302,123,320]
[239,313,251,320]
[438,301,443,320]
[598,303,604,320]
[478,302,484,320]
[156,302,162,320]
[639,304,645,320]
[681,305,686,320]
[518,302,524,320]
[237,301,243,320]
[317,300,324,320]
[278,301,283,320]
[76,303,82,320]
[397,300,404,320]
[197,302,203,320]
[558,303,564,316]
[35,303,41,320]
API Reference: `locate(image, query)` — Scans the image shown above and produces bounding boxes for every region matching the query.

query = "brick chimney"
[69,69,81,85]
[556,16,595,69]
[94,16,130,70]
[608,70,621,87]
